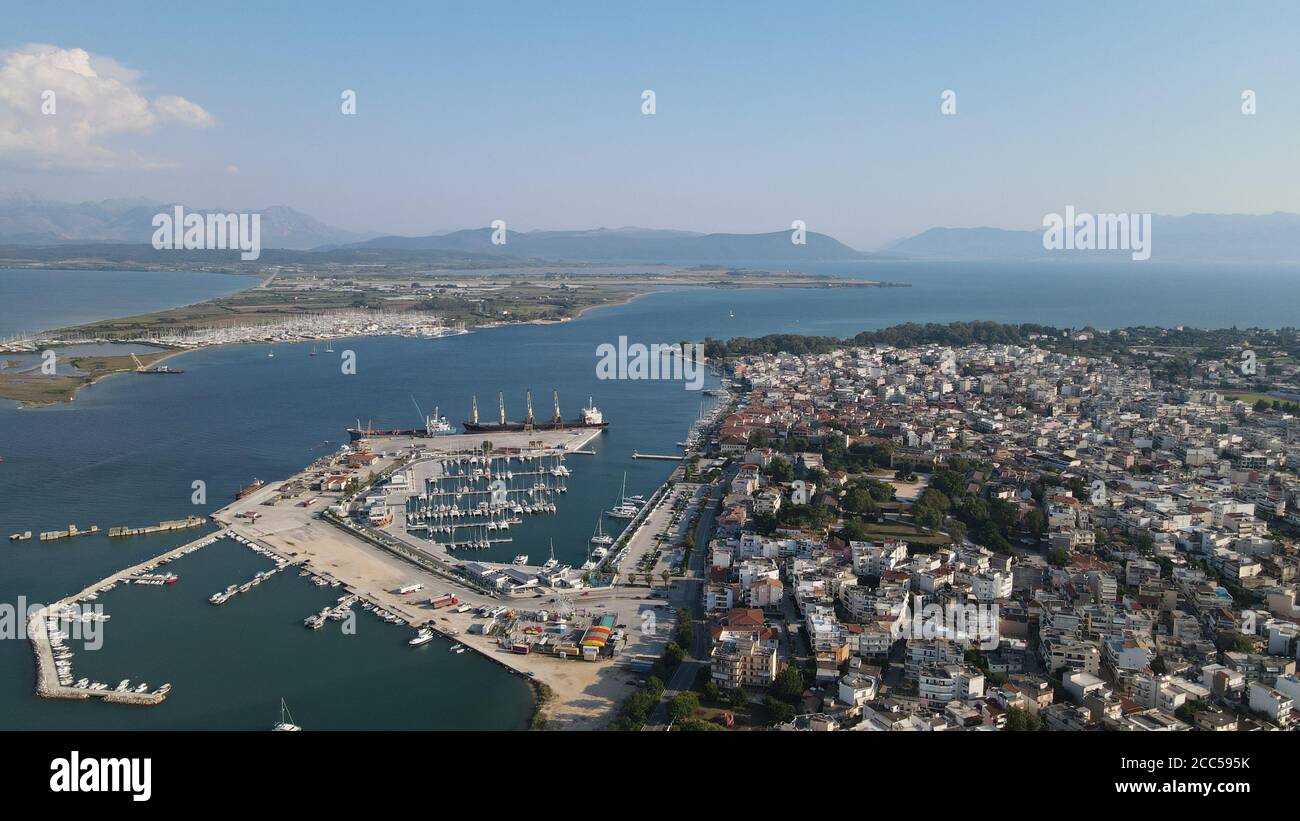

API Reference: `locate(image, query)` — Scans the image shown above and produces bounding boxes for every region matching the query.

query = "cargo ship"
[236,479,266,499]
[347,408,457,441]
[461,391,608,433]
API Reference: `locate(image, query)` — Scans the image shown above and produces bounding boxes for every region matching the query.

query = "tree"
[1024,509,1047,536]
[840,519,872,543]
[766,457,793,483]
[764,696,796,724]
[701,680,721,704]
[1004,707,1043,731]
[915,504,943,532]
[844,487,881,519]
[946,519,967,545]
[1136,530,1154,555]
[661,570,672,588]
[663,642,686,670]
[772,665,805,703]
[668,691,700,724]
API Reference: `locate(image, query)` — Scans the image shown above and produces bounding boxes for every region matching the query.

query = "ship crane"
[470,395,479,426]
[498,392,507,426]
[551,389,564,428]
[524,390,535,431]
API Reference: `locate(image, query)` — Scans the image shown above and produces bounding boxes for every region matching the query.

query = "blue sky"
[3,1,1299,248]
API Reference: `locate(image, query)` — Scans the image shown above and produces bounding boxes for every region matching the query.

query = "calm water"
[2,261,1297,730]
[0,268,260,337]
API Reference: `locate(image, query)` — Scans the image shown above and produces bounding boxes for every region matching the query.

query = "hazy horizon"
[3,1,1299,249]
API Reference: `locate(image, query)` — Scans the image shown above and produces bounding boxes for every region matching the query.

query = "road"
[645,471,725,728]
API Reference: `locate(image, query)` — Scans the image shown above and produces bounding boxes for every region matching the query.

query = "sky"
[2,1,1299,249]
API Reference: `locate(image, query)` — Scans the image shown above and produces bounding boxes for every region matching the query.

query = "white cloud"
[0,44,215,170]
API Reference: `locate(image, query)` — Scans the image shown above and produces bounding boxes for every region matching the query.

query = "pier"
[28,527,226,705]
[631,452,684,461]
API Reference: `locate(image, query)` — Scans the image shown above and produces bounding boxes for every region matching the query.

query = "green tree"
[766,457,794,483]
[1004,707,1043,731]
[668,691,700,724]
[772,665,805,703]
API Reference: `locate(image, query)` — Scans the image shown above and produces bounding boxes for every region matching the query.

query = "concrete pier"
[28,528,226,704]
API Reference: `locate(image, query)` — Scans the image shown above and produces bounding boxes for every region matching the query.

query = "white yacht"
[590,517,614,547]
[272,697,301,731]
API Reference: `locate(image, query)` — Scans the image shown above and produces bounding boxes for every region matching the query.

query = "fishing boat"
[272,698,301,731]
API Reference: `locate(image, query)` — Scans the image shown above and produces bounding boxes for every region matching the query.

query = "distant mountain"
[345,226,873,262]
[0,192,375,250]
[884,212,1300,262]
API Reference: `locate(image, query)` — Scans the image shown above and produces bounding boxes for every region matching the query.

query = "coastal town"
[645,334,1300,731]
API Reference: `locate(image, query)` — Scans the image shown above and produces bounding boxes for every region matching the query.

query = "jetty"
[28,527,226,705]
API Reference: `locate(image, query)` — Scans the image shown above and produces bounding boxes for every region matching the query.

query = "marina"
[28,529,226,705]
[3,290,731,730]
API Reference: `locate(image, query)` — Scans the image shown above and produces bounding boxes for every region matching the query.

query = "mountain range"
[340,226,870,261]
[0,192,375,250]
[3,193,1299,264]
[884,212,1300,262]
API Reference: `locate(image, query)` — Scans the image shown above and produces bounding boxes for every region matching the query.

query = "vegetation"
[771,665,805,703]
[1004,707,1044,731]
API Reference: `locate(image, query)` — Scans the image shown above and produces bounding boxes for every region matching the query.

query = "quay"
[631,452,684,461]
[28,528,227,704]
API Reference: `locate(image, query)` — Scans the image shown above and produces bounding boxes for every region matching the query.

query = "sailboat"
[606,472,639,519]
[272,698,301,731]
[324,341,335,353]
[541,539,559,572]
[310,344,318,357]
[590,517,614,547]
[267,349,274,358]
